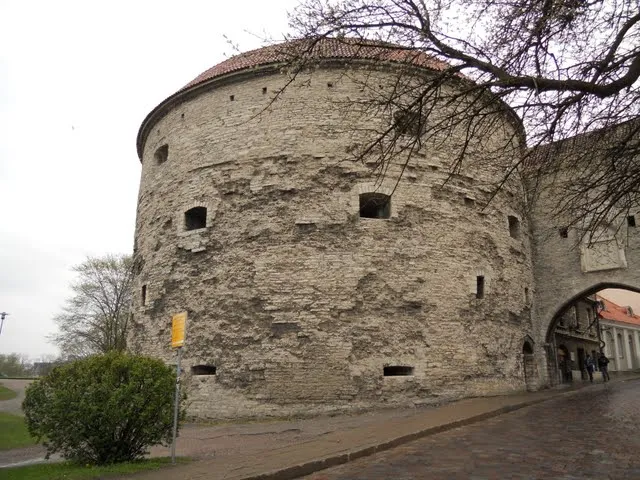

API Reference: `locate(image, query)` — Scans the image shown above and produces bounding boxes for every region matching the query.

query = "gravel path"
[0,379,33,416]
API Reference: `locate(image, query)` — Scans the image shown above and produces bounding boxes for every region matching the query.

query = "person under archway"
[585,354,595,383]
[598,352,611,382]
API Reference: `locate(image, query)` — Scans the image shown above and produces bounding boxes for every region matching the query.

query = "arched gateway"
[530,170,640,387]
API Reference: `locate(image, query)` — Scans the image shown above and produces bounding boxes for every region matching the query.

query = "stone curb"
[244,398,549,480]
[239,378,640,480]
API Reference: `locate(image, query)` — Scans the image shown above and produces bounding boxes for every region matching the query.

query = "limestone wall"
[527,137,640,387]
[131,66,535,419]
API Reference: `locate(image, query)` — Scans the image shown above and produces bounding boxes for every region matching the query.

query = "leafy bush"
[22,352,183,464]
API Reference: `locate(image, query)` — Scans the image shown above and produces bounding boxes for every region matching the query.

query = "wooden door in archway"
[522,341,537,391]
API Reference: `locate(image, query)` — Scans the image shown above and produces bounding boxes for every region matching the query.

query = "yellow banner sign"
[171,312,187,348]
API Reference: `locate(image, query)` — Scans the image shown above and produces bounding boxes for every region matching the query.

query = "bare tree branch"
[281,0,640,240]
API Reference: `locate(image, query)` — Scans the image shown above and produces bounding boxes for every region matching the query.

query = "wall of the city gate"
[528,136,640,385]
[131,64,535,419]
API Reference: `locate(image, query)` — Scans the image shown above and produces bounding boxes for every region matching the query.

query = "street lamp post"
[0,312,9,336]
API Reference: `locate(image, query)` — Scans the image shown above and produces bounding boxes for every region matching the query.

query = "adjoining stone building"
[550,294,640,384]
[597,295,640,372]
[551,297,600,384]
[131,38,639,419]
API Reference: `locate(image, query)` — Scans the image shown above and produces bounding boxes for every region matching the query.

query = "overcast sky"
[0,0,297,359]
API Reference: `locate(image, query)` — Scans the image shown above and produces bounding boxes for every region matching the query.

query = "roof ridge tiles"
[181,37,453,92]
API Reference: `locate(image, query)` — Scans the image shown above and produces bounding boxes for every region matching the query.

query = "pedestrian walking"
[585,354,595,383]
[598,352,611,382]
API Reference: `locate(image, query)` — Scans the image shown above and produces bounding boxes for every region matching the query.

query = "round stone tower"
[132,39,535,419]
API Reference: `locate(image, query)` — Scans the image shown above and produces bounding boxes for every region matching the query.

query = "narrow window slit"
[476,276,485,299]
[508,215,520,239]
[191,365,216,375]
[384,366,414,376]
[141,285,147,306]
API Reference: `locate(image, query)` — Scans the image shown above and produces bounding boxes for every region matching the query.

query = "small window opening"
[627,215,636,227]
[524,287,530,304]
[262,87,267,94]
[464,197,475,207]
[154,144,168,165]
[327,82,333,88]
[508,215,520,239]
[184,207,207,231]
[476,276,485,299]
[522,341,533,354]
[141,285,147,306]
[393,109,427,137]
[383,366,414,376]
[229,95,235,101]
[559,227,568,238]
[617,333,624,358]
[359,193,391,219]
[191,365,216,375]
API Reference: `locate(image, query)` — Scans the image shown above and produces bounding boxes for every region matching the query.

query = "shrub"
[22,352,184,464]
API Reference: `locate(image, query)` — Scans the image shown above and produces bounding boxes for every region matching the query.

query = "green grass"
[0,383,18,400]
[2,458,189,480]
[0,412,37,450]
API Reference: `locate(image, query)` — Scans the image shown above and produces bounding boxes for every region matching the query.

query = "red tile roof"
[182,38,454,91]
[596,295,640,327]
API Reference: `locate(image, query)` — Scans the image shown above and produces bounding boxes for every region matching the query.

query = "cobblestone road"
[303,380,640,480]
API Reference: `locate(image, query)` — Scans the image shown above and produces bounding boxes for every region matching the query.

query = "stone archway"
[556,345,570,384]
[540,282,640,387]
[522,336,537,391]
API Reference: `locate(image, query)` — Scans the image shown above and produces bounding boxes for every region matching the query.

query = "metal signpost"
[170,312,187,465]
[0,312,9,336]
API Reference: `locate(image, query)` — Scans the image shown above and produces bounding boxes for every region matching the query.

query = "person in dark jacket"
[585,354,595,383]
[598,352,611,382]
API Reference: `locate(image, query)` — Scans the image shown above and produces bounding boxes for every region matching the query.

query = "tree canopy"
[50,254,133,357]
[285,0,640,238]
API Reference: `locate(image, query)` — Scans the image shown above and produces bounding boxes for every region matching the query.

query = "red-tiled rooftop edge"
[137,37,465,160]
[182,37,453,91]
[596,295,640,327]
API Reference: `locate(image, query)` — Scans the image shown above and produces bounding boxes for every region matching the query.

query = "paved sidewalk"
[119,377,639,480]
[0,379,33,416]
[302,379,640,480]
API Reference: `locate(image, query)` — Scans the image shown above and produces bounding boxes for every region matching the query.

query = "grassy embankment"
[0,412,37,450]
[2,458,189,480]
[0,383,18,401]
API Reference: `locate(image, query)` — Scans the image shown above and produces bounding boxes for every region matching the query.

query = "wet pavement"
[303,379,640,480]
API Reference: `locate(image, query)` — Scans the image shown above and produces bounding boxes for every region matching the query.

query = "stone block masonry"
[131,44,539,419]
